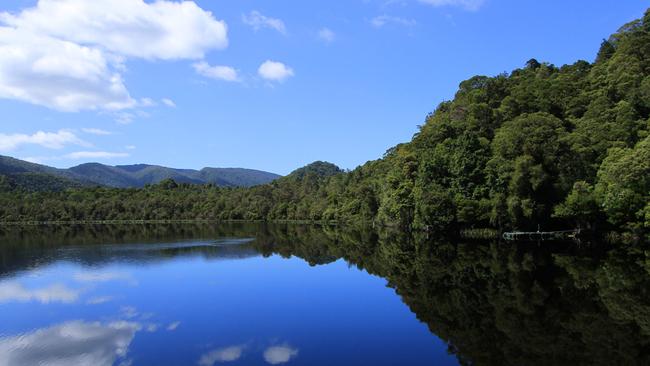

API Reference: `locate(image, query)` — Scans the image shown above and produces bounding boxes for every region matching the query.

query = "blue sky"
[0,0,647,175]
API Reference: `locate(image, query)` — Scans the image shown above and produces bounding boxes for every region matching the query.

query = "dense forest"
[1,10,650,234]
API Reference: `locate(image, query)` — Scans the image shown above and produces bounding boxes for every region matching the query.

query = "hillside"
[1,9,649,233]
[0,155,94,191]
[0,157,281,190]
[286,161,344,180]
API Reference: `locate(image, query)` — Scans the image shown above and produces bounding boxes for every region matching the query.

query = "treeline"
[2,11,650,233]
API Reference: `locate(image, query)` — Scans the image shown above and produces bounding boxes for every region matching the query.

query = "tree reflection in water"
[0,223,648,366]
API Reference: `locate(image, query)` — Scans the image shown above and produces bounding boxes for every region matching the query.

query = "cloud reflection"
[0,320,140,366]
[167,321,181,331]
[198,345,245,365]
[0,281,80,304]
[263,345,299,365]
[120,306,139,319]
[73,271,135,285]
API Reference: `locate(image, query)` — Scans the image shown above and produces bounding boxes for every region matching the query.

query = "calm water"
[0,224,648,366]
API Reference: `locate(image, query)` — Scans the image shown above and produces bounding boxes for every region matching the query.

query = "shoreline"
[0,219,341,226]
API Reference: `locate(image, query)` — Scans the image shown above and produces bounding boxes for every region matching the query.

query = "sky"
[0,0,648,175]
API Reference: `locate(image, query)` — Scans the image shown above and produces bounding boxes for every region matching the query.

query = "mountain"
[200,167,282,187]
[287,161,343,180]
[0,155,94,191]
[0,155,81,180]
[68,163,140,188]
[0,156,281,191]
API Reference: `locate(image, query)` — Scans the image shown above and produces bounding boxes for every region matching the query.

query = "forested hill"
[0,156,281,190]
[1,10,649,234]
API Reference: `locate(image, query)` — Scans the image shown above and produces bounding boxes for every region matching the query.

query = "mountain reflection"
[0,224,261,278]
[0,223,648,365]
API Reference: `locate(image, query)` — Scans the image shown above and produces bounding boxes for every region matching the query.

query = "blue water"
[0,236,458,366]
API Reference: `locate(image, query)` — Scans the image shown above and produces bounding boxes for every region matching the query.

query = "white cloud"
[125,145,137,150]
[115,112,135,125]
[0,27,135,112]
[371,15,417,28]
[318,28,335,43]
[0,0,228,111]
[65,151,130,160]
[87,296,113,305]
[161,98,176,108]
[139,98,156,107]
[242,11,286,35]
[258,61,294,82]
[193,62,239,82]
[0,0,228,60]
[21,156,46,164]
[82,128,112,136]
[21,149,130,163]
[263,345,299,365]
[418,0,485,11]
[166,321,181,331]
[0,130,88,152]
[0,281,80,304]
[198,345,245,365]
[0,320,140,366]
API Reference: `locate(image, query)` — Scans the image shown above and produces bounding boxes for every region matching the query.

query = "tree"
[553,181,600,228]
[487,112,573,227]
[595,136,650,228]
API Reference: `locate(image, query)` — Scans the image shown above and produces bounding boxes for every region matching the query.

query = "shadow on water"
[0,223,648,365]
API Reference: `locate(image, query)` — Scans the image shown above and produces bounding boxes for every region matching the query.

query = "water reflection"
[73,271,134,284]
[0,224,261,279]
[198,345,246,365]
[196,343,299,365]
[0,281,80,304]
[166,321,181,331]
[263,345,299,365]
[0,223,648,365]
[0,320,139,366]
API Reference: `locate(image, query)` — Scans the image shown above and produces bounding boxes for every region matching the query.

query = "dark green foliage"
[6,173,85,192]
[286,161,343,180]
[554,181,601,228]
[200,167,280,187]
[595,136,650,228]
[1,10,650,234]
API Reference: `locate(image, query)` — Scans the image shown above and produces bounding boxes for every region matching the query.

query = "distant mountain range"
[0,155,281,191]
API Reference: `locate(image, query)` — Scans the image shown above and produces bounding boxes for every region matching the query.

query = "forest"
[1,10,649,235]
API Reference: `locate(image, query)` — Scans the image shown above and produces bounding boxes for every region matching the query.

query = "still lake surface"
[0,223,648,366]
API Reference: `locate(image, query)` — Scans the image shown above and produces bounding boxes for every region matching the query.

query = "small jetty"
[502,227,580,241]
